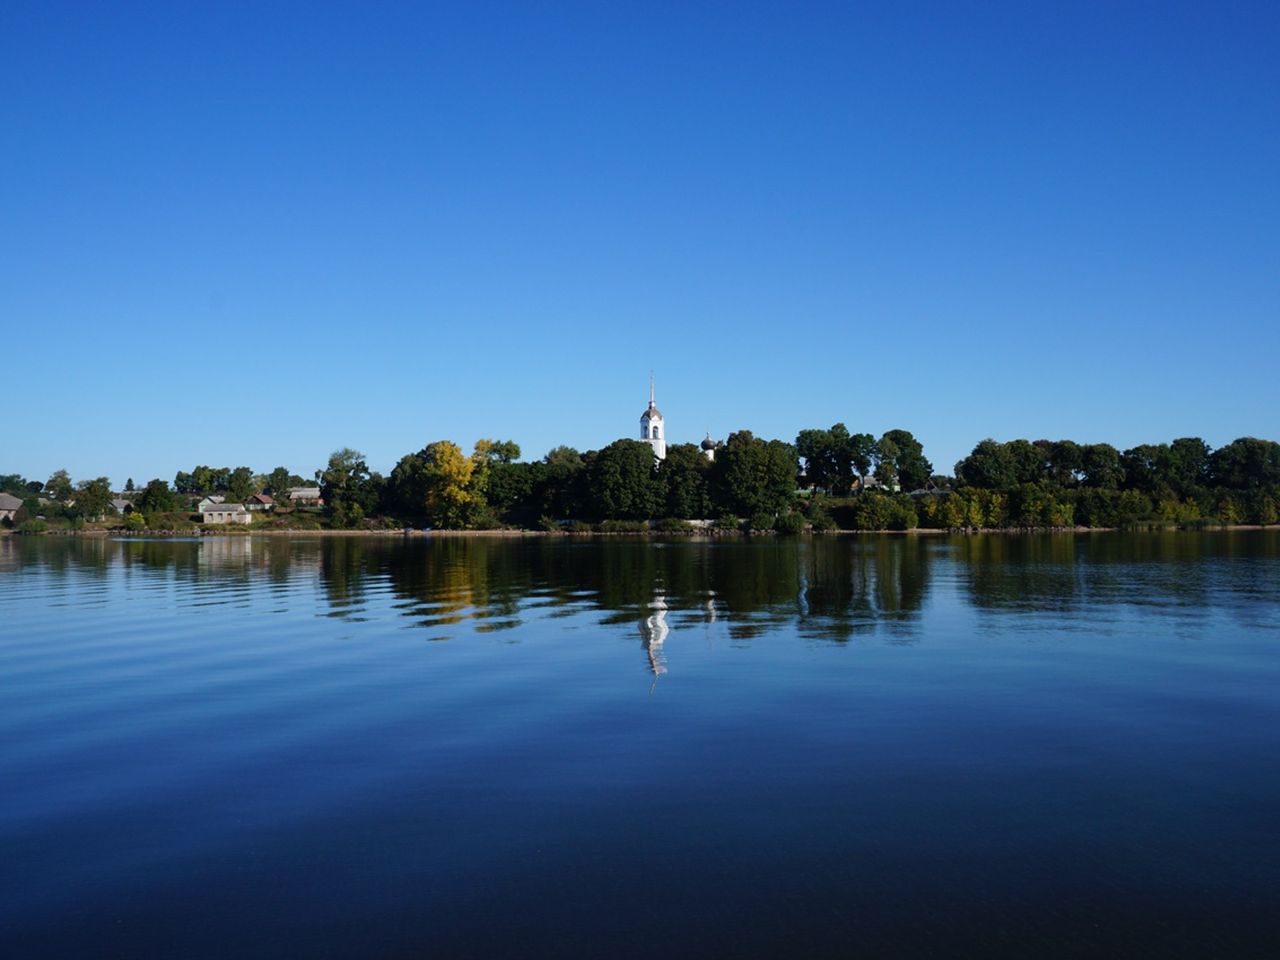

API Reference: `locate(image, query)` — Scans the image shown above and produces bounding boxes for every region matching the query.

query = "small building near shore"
[201,502,252,525]
[852,475,901,494]
[0,492,22,523]
[287,487,323,506]
[110,498,134,515]
[245,493,274,512]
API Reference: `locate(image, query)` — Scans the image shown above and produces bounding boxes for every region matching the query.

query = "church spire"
[640,373,666,461]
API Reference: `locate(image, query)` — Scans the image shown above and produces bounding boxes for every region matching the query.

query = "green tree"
[1210,437,1280,489]
[469,439,521,504]
[712,431,796,517]
[796,427,835,491]
[587,440,662,520]
[660,443,712,518]
[1165,437,1210,495]
[72,477,113,519]
[227,466,255,502]
[1005,439,1045,486]
[389,450,429,522]
[319,448,382,528]
[796,423,860,494]
[1121,444,1166,494]
[881,429,933,491]
[955,440,1016,489]
[0,474,34,496]
[483,440,521,463]
[136,478,178,514]
[266,467,294,497]
[849,492,894,530]
[1081,444,1124,489]
[487,460,542,524]
[179,465,222,493]
[1248,492,1278,525]
[539,446,586,518]
[1047,440,1083,486]
[826,423,857,493]
[45,469,73,501]
[848,432,876,487]
[465,439,521,526]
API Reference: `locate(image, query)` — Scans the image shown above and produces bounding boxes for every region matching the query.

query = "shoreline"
[3,524,1275,540]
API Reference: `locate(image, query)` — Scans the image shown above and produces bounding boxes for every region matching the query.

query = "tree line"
[4,430,1278,532]
[314,432,798,530]
[282,428,1280,530]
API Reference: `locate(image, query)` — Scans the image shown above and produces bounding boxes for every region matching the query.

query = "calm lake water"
[1,532,1278,958]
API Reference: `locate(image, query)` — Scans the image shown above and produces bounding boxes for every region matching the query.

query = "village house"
[852,475,901,494]
[110,498,134,515]
[197,495,226,512]
[0,492,23,523]
[245,493,274,512]
[287,487,323,506]
[200,501,252,525]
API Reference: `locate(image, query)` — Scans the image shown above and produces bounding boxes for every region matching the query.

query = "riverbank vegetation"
[3,431,1278,534]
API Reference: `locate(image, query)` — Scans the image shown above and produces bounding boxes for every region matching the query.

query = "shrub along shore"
[4,430,1278,535]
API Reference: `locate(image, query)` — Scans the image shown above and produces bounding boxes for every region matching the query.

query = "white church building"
[639,377,717,462]
[640,377,666,461]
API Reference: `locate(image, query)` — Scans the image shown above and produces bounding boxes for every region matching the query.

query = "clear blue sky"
[3,1,1277,487]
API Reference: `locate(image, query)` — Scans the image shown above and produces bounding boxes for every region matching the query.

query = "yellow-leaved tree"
[423,441,476,529]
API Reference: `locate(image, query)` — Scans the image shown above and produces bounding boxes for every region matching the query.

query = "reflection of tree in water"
[379,538,530,638]
[14,530,1276,659]
[705,541,803,640]
[319,537,373,620]
[797,537,931,643]
[365,536,937,650]
[959,534,1083,613]
[309,530,1265,654]
[957,533,1222,617]
[10,536,206,581]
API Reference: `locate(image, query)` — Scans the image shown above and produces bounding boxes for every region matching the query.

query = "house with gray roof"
[200,501,251,525]
[287,487,323,505]
[0,492,23,523]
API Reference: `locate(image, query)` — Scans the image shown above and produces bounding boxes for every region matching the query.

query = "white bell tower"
[640,375,666,461]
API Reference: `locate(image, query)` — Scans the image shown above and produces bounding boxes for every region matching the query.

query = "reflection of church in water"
[639,593,669,678]
[637,586,719,685]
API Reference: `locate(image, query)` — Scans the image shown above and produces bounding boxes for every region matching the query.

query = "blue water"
[1,533,1278,958]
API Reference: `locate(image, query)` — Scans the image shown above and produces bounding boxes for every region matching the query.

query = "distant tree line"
[5,432,1278,532]
[936,436,1280,528]
[312,431,798,530]
[308,429,1279,531]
